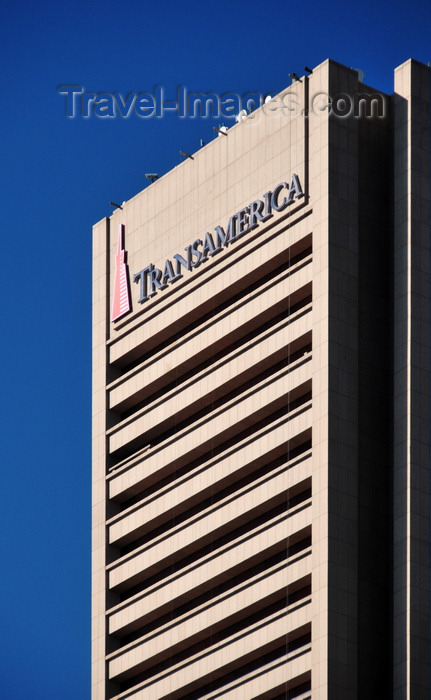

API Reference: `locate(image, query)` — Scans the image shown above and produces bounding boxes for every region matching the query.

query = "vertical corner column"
[393,59,431,699]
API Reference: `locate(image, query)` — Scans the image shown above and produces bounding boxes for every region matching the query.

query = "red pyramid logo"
[111,224,131,322]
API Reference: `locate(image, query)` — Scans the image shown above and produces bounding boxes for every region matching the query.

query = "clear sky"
[0,1,429,697]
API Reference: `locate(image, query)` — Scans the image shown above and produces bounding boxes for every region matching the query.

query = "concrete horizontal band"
[108,220,312,367]
[108,469,310,588]
[107,311,311,454]
[109,552,310,640]
[194,656,311,700]
[107,565,310,678]
[108,398,311,505]
[107,515,309,628]
[108,501,311,591]
[108,351,311,455]
[107,449,312,548]
[108,256,312,412]
[109,608,310,698]
[111,648,311,700]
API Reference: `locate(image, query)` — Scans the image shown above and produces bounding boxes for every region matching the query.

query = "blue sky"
[0,1,430,698]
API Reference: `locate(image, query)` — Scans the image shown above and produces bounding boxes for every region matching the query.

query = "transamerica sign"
[112,173,303,321]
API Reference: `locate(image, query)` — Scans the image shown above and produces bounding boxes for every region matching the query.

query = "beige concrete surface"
[93,58,431,699]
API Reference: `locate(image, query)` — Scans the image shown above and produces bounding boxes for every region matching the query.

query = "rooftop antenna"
[235,109,248,122]
[110,201,123,210]
[214,125,228,136]
[145,173,159,183]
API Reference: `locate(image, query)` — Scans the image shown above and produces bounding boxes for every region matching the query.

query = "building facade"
[92,59,431,699]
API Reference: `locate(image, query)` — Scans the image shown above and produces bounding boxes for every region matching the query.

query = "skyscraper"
[92,58,431,699]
